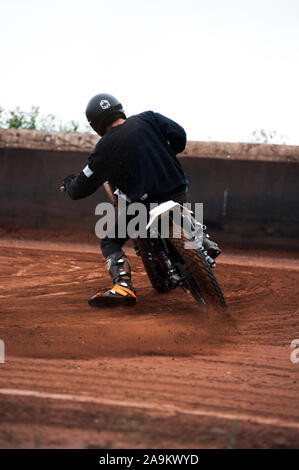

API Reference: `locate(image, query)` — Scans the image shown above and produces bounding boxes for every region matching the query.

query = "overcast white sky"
[1,0,299,143]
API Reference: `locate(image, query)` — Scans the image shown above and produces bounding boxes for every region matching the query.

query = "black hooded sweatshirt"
[66,111,188,203]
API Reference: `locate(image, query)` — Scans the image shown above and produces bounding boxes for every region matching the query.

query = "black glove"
[61,174,75,191]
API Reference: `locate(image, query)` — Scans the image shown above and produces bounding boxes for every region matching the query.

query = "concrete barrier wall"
[0,129,298,247]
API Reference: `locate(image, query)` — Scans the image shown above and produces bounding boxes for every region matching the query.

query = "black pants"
[100,186,188,258]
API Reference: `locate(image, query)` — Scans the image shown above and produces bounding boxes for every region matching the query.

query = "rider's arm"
[65,142,109,200]
[153,112,187,154]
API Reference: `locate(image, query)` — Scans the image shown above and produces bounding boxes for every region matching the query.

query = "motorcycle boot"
[88,251,137,307]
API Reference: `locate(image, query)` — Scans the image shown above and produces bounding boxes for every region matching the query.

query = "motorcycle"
[103,182,227,312]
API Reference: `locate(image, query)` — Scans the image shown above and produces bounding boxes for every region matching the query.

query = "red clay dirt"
[0,239,298,449]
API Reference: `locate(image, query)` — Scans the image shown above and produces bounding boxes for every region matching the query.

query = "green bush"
[0,106,4,127]
[0,106,90,133]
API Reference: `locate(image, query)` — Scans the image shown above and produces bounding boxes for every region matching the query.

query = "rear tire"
[169,224,227,311]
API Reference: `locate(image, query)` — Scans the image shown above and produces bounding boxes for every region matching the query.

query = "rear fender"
[146,200,183,231]
[146,201,203,241]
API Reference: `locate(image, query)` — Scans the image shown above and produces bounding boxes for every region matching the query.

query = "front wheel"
[135,238,172,293]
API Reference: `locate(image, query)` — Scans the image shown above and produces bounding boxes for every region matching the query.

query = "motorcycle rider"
[62,93,220,307]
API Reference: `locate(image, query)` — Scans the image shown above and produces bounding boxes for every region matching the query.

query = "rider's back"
[91,111,188,202]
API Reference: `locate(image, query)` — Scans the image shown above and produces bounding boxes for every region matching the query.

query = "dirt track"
[0,240,298,448]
